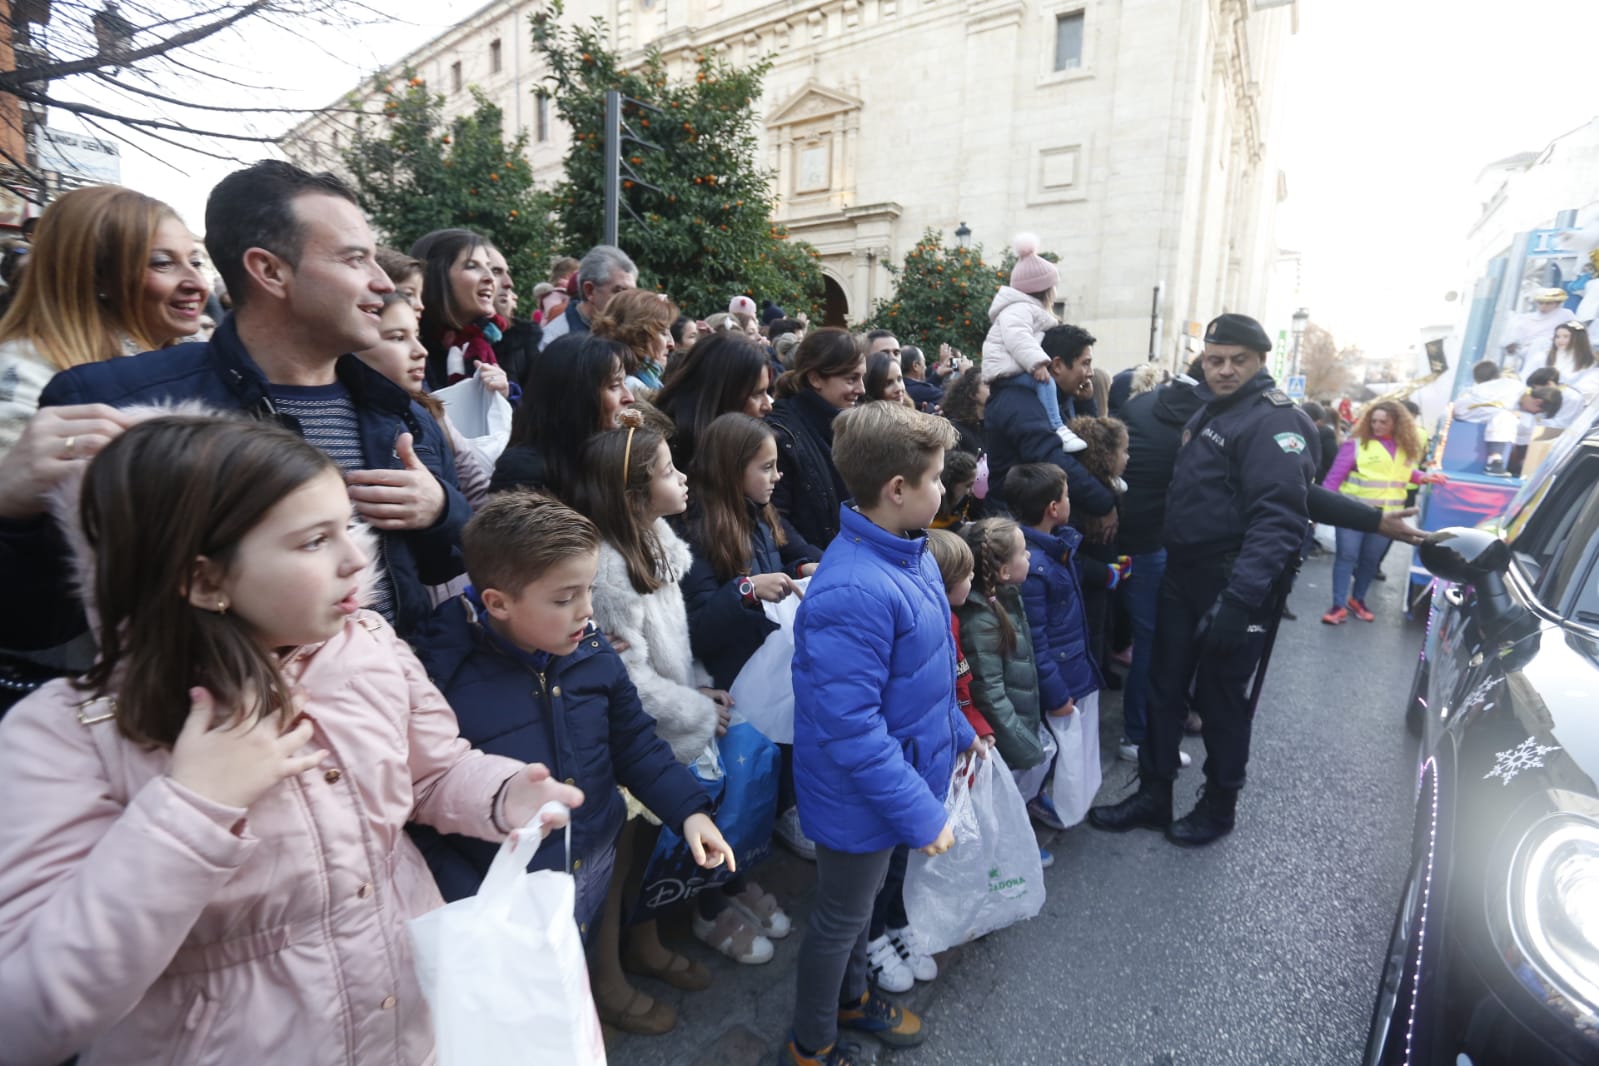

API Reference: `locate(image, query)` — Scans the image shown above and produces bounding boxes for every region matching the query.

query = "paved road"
[608,552,1424,1066]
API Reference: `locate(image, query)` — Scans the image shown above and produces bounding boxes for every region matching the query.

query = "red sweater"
[952,614,992,737]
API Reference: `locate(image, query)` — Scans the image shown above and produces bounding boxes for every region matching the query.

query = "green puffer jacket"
[955,588,1044,769]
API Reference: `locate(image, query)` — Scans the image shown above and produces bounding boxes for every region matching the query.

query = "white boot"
[1056,425,1088,453]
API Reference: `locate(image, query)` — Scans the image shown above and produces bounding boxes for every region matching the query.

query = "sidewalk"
[603,837,990,1066]
[605,685,1131,1066]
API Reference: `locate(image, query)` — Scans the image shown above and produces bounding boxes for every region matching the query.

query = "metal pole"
[1148,282,1162,361]
[1292,332,1302,378]
[603,89,620,247]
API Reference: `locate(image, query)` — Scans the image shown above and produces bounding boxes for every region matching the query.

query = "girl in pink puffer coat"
[0,414,583,1066]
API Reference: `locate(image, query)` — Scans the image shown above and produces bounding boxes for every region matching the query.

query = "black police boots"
[1166,785,1238,847]
[1087,778,1172,832]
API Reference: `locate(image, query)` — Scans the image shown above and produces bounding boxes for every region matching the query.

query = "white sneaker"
[887,926,938,982]
[692,909,775,965]
[1056,425,1089,453]
[774,807,817,861]
[1119,741,1190,767]
[866,934,914,993]
[727,882,793,939]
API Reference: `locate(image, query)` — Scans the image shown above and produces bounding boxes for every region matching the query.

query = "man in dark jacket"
[1115,361,1205,756]
[984,324,1116,525]
[900,347,944,411]
[539,244,638,350]
[1090,314,1317,846]
[1107,367,1137,417]
[3,160,470,658]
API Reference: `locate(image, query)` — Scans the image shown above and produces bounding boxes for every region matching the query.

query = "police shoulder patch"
[1274,432,1307,454]
[1263,389,1293,407]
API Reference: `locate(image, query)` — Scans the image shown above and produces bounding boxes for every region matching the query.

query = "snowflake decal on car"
[1484,736,1561,786]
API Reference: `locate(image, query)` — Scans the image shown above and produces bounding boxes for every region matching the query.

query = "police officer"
[1088,313,1317,847]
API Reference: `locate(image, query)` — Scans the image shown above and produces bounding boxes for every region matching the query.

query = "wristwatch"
[737,576,756,605]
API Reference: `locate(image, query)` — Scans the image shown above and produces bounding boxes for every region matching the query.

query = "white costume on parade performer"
[1501,288,1573,369]
[1451,371,1563,468]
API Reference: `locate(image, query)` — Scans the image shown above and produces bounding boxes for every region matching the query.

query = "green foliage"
[340,74,554,303]
[532,2,823,318]
[863,233,1063,358]
[862,231,1008,356]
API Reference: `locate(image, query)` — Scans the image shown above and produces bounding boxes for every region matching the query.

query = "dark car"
[1364,406,1599,1066]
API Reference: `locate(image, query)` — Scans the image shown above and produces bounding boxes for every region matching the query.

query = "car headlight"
[1510,813,1599,1015]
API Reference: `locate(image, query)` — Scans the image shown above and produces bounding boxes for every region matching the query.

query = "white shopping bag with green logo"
[902,748,1046,953]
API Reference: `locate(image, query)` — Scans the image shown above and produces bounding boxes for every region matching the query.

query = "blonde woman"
[0,186,207,454]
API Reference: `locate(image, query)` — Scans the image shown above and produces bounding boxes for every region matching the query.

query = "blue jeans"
[1334,526,1390,607]
[1121,548,1167,744]
[1036,376,1065,431]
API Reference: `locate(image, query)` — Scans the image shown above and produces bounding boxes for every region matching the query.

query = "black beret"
[1204,313,1272,353]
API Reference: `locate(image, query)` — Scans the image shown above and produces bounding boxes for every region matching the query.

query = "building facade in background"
[284,0,1299,369]
[1,0,53,228]
[1465,117,1599,290]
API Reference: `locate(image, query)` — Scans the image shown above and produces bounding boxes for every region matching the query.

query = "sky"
[41,0,1599,358]
[1274,0,1599,354]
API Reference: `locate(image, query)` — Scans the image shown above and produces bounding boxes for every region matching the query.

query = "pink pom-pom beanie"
[1009,232,1058,294]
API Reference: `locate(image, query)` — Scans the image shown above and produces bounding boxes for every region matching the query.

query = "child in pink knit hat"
[980,234,1085,453]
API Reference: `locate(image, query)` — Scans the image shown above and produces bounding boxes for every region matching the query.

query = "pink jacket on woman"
[0,610,524,1066]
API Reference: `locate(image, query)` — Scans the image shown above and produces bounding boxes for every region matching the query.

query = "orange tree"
[532,2,822,318]
[863,233,1062,359]
[340,74,554,304]
[862,231,1006,357]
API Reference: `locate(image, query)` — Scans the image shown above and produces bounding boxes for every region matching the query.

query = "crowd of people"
[0,164,1438,1066]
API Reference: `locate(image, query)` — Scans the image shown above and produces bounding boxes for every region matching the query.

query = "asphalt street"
[607,551,1425,1066]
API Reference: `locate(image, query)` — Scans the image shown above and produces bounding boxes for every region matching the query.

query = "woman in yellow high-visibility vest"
[1321,401,1446,624]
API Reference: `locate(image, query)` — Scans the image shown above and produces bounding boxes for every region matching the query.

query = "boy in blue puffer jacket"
[1003,463,1107,829]
[782,402,980,1066]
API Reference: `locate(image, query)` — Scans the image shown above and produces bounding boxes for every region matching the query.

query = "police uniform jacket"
[1162,371,1318,610]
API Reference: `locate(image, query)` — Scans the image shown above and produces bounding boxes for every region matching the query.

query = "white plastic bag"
[1008,720,1056,803]
[433,374,514,461]
[1044,691,1102,827]
[902,748,1046,954]
[409,803,606,1066]
[1313,522,1336,553]
[726,577,809,744]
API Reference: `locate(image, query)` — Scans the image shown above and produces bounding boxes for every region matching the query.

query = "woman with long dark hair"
[864,350,912,406]
[409,228,503,389]
[652,333,774,467]
[490,333,635,498]
[1544,321,1598,396]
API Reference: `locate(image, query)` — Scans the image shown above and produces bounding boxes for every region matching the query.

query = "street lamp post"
[1290,307,1309,379]
[955,221,971,249]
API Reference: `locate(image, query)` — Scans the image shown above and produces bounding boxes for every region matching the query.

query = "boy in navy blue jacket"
[407,492,733,949]
[1003,463,1110,828]
[784,402,980,1066]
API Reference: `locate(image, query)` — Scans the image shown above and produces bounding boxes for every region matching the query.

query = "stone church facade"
[284,0,1298,369]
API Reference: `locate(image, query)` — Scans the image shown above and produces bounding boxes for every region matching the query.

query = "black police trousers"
[1137,559,1277,790]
